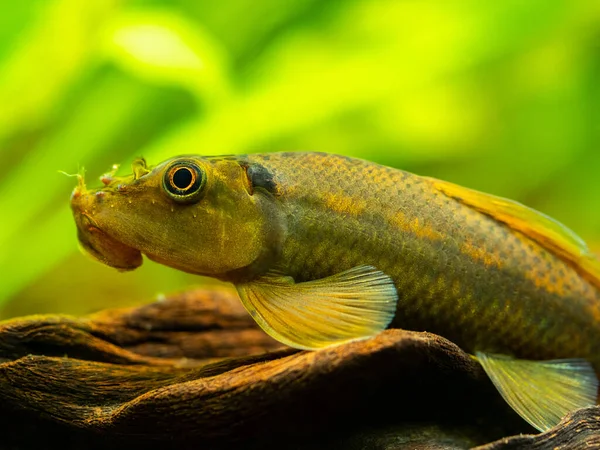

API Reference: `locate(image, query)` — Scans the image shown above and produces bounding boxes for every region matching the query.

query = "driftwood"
[0,288,598,450]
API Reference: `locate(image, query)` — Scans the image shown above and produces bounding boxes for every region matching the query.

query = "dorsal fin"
[426,177,600,290]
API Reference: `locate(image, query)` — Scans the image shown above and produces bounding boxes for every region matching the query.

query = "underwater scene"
[1,1,600,449]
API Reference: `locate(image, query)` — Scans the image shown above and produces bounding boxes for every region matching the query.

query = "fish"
[70,151,600,432]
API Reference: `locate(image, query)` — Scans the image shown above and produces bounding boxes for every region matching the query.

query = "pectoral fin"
[236,265,398,350]
[427,177,600,290]
[476,352,598,431]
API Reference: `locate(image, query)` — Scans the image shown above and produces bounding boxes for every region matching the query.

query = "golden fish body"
[70,151,600,431]
[255,153,600,362]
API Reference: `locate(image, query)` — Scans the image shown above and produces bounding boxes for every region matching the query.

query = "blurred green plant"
[1,0,599,318]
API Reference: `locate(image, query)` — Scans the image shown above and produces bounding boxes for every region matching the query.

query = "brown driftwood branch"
[0,288,597,449]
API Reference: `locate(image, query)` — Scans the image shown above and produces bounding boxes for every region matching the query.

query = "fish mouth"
[71,185,142,271]
[75,218,143,271]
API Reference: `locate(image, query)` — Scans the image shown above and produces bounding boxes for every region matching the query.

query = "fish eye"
[163,160,205,203]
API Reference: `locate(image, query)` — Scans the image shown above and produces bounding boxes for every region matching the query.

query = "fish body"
[70,151,600,431]
[251,152,600,362]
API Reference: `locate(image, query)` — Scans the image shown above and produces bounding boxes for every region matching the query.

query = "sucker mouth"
[71,196,142,271]
[75,216,143,271]
[68,161,145,271]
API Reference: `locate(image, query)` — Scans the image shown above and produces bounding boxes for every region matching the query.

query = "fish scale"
[249,152,600,362]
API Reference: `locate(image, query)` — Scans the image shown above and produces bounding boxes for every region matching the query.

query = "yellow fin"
[476,352,598,431]
[427,177,600,289]
[236,265,398,350]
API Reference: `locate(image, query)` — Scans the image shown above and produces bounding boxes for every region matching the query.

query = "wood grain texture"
[0,288,597,449]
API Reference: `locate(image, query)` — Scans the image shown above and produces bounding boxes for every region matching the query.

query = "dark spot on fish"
[246,163,277,195]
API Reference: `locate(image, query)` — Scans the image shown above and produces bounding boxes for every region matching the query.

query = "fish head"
[70,155,285,279]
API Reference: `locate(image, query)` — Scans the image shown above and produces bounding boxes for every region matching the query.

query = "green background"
[1,0,599,319]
